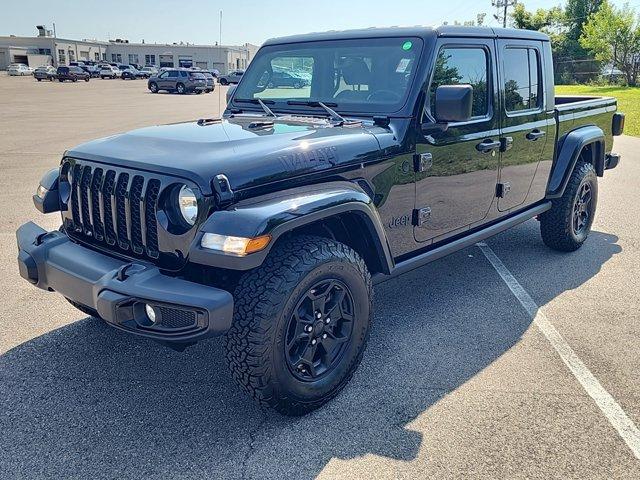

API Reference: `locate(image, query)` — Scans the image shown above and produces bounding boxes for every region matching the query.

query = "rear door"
[496,40,552,211]
[414,38,500,243]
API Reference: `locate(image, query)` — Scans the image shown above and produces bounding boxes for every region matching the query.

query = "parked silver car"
[147,69,208,94]
[218,69,244,85]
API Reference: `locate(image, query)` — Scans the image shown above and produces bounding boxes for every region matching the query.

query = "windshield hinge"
[212,174,234,207]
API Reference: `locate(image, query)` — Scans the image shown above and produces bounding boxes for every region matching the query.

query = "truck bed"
[554,95,617,147]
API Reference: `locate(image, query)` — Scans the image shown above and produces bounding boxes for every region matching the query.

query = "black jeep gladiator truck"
[17,26,624,415]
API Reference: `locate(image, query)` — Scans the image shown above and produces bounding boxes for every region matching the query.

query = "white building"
[0,27,258,74]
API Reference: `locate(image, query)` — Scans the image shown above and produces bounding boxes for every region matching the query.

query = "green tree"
[511,0,606,84]
[512,3,564,31]
[580,1,640,85]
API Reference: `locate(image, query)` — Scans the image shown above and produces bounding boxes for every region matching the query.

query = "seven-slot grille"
[65,161,161,260]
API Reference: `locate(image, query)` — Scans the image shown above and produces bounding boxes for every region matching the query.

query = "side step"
[372,202,552,285]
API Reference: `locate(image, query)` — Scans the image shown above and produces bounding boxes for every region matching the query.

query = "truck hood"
[66,116,382,195]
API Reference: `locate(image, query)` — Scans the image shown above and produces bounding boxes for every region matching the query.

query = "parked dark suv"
[56,66,90,82]
[147,69,208,94]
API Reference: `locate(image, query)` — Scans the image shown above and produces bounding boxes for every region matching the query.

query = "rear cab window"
[503,47,542,113]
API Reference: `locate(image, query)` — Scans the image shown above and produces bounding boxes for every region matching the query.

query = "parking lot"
[1,73,639,479]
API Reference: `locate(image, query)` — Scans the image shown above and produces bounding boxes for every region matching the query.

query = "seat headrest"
[340,57,371,85]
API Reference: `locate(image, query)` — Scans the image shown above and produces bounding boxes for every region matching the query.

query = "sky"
[1,0,639,46]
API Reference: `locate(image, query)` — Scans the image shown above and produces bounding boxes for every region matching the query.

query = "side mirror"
[226,85,237,104]
[434,84,473,123]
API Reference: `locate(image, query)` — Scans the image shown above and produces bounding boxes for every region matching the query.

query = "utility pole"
[492,0,517,28]
[219,10,223,46]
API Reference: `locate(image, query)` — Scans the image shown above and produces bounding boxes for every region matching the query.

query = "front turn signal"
[201,233,272,256]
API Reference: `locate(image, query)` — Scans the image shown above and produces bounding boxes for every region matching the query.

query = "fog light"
[145,304,157,324]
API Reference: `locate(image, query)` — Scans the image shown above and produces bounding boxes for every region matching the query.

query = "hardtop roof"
[263,25,549,46]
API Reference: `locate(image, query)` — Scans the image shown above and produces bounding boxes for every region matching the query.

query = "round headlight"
[178,185,198,226]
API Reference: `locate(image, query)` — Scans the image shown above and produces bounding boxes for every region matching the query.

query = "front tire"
[224,235,372,416]
[540,161,598,252]
[176,83,186,94]
[149,82,158,93]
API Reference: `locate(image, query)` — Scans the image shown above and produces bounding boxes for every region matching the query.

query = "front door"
[496,40,551,211]
[414,39,500,243]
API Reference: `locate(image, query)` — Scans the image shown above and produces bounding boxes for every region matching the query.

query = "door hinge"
[496,182,511,198]
[413,153,433,173]
[413,207,432,227]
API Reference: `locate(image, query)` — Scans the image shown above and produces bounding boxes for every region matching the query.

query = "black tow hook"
[116,263,146,281]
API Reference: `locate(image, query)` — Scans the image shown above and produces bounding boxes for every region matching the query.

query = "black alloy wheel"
[285,279,355,381]
[572,182,593,236]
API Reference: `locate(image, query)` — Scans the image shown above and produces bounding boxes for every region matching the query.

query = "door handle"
[476,139,501,153]
[526,129,546,141]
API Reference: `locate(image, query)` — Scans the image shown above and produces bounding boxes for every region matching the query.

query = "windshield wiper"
[286,100,348,124]
[234,98,277,117]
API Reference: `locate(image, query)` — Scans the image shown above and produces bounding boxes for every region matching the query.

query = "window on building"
[79,50,89,60]
[95,52,100,61]
[144,54,156,66]
[128,54,139,65]
[178,55,193,68]
[195,61,208,69]
[159,54,173,68]
[429,47,489,119]
[68,50,75,62]
[503,47,541,113]
[102,53,107,61]
[111,53,122,63]
[58,49,66,64]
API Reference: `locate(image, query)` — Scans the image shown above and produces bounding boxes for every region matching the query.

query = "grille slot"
[67,162,162,261]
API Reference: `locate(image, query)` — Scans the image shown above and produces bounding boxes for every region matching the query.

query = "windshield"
[233,37,423,114]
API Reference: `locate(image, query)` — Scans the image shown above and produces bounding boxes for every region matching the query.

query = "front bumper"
[16,222,234,346]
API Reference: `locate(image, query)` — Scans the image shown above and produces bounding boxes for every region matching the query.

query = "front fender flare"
[547,125,605,198]
[189,181,394,272]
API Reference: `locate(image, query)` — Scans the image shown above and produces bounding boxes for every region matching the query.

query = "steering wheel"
[367,90,402,102]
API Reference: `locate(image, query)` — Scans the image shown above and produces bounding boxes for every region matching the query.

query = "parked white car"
[100,65,122,79]
[7,64,34,76]
[140,66,158,78]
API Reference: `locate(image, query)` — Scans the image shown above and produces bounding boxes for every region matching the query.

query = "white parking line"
[476,242,640,460]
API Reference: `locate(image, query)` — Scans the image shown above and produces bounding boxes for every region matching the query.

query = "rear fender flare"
[547,125,605,198]
[190,181,394,272]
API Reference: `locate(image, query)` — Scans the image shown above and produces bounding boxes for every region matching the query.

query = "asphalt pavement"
[0,74,638,479]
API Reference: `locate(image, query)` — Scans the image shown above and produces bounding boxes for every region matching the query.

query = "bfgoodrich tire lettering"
[224,235,372,416]
[540,161,598,252]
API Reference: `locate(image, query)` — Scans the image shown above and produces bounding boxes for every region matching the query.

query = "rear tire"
[36,78,41,82]
[540,161,598,252]
[149,82,158,93]
[176,83,186,94]
[220,78,228,85]
[224,235,372,416]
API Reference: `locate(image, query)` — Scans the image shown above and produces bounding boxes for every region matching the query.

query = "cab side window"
[503,48,541,113]
[429,47,489,119]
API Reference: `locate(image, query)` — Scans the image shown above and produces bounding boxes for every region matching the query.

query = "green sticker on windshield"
[402,41,413,51]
